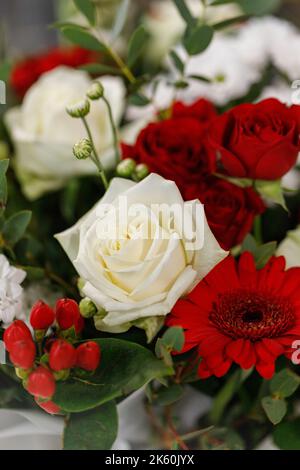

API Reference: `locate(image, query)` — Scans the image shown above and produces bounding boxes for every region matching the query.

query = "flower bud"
[4,321,32,352]
[53,369,70,381]
[116,158,136,178]
[35,398,61,415]
[9,339,36,370]
[15,367,31,380]
[87,81,104,100]
[76,341,101,371]
[55,298,84,334]
[73,138,93,160]
[134,163,149,181]
[49,339,77,372]
[79,297,97,318]
[66,99,90,118]
[30,300,55,330]
[26,366,56,399]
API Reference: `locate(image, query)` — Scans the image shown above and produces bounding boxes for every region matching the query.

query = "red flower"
[122,99,217,195]
[35,398,61,415]
[30,300,55,330]
[55,298,84,334]
[27,366,56,399]
[3,320,32,352]
[185,176,265,250]
[76,341,101,371]
[9,339,36,370]
[10,46,96,98]
[167,253,300,379]
[208,99,300,181]
[49,339,77,372]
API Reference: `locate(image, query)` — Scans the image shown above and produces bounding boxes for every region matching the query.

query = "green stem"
[81,117,108,190]
[102,95,120,165]
[254,216,263,245]
[107,45,136,84]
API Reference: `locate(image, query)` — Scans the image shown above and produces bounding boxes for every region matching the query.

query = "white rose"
[5,66,125,200]
[277,226,300,268]
[55,173,227,333]
[0,254,26,326]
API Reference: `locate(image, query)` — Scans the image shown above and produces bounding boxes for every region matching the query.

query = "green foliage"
[161,326,185,352]
[169,50,185,74]
[262,396,287,425]
[241,235,277,269]
[0,159,9,217]
[173,0,195,27]
[64,401,118,450]
[127,26,149,67]
[183,25,214,56]
[153,384,184,406]
[53,338,172,412]
[270,369,300,399]
[2,211,32,246]
[255,179,287,212]
[273,419,300,450]
[60,25,107,52]
[238,0,281,16]
[73,0,96,25]
[201,427,245,450]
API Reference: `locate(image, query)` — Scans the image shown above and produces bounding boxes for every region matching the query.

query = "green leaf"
[241,235,277,269]
[270,369,300,399]
[255,179,287,211]
[188,74,211,83]
[170,50,185,74]
[173,0,195,27]
[80,63,120,75]
[238,0,281,16]
[262,396,287,425]
[161,326,185,352]
[20,265,45,281]
[184,24,214,56]
[127,25,149,67]
[273,419,300,449]
[111,0,130,40]
[2,211,31,246]
[61,26,107,52]
[53,338,172,412]
[154,384,184,406]
[213,15,249,31]
[155,338,173,367]
[73,0,96,26]
[128,93,151,107]
[64,401,117,450]
[201,427,245,450]
[0,159,9,216]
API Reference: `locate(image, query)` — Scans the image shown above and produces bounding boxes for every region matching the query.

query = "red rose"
[122,99,217,195]
[10,46,96,98]
[185,176,265,250]
[208,99,300,180]
[167,253,300,379]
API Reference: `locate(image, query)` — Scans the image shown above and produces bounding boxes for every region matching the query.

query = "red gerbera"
[166,253,300,379]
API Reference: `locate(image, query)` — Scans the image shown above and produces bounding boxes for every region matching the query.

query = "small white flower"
[0,254,26,326]
[277,226,300,268]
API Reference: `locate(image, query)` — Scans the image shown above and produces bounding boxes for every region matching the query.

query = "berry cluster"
[3,298,101,415]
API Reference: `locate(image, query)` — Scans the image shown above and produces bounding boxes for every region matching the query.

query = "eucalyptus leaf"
[161,326,185,352]
[173,0,195,27]
[64,401,117,450]
[270,369,300,399]
[184,25,214,56]
[262,396,287,425]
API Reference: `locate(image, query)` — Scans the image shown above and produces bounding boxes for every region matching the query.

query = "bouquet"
[1,0,300,451]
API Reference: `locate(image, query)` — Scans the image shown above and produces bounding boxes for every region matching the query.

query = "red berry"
[30,300,55,330]
[56,298,84,334]
[49,339,77,371]
[76,341,101,371]
[3,320,32,352]
[27,366,56,399]
[35,398,61,415]
[9,339,36,369]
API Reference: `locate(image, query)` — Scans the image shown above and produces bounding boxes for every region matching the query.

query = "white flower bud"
[73,139,93,160]
[66,99,90,118]
[87,81,104,100]
[79,297,97,318]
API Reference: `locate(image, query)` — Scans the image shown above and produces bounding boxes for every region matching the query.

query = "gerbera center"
[209,289,295,340]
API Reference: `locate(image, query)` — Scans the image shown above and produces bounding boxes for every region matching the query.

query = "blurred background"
[0,0,298,59]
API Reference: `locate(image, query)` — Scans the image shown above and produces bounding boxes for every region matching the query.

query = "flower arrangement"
[1,0,300,451]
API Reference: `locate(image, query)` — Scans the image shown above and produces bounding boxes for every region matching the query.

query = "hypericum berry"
[3,320,32,352]
[27,366,56,399]
[35,398,61,415]
[76,341,101,371]
[55,298,84,334]
[49,339,77,371]
[116,158,136,178]
[9,339,36,369]
[30,300,55,330]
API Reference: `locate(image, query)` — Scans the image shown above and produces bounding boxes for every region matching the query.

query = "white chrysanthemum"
[170,36,260,106]
[0,254,26,326]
